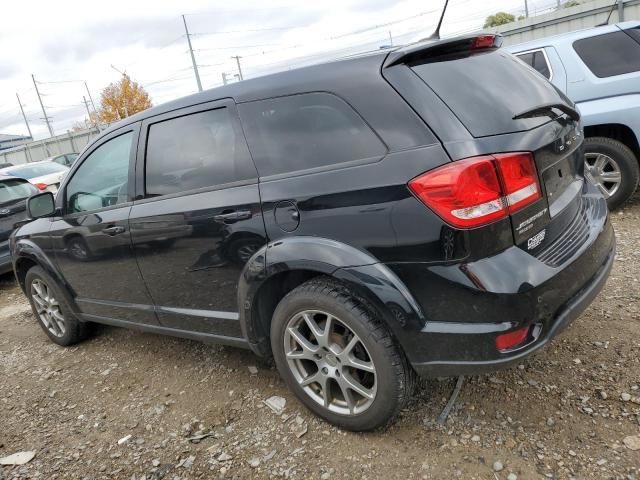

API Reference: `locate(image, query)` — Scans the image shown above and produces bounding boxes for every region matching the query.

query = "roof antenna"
[427,0,450,40]
[595,0,618,26]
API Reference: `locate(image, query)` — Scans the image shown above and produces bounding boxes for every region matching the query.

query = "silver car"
[0,161,69,194]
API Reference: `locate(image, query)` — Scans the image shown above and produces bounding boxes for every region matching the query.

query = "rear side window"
[238,92,386,177]
[411,50,569,138]
[0,178,37,204]
[145,108,256,196]
[573,31,640,78]
[516,49,551,79]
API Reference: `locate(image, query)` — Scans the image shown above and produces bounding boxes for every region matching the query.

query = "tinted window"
[4,162,68,179]
[238,93,386,177]
[573,31,640,78]
[411,50,570,137]
[517,50,551,79]
[0,178,38,204]
[145,108,255,196]
[66,132,133,214]
[625,26,640,44]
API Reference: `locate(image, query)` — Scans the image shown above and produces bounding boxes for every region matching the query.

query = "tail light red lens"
[471,34,499,50]
[34,183,48,191]
[408,152,540,228]
[496,325,530,351]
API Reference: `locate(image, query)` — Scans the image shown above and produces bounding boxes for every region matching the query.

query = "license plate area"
[542,155,581,217]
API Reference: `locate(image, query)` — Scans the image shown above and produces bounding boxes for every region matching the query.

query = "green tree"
[563,1,580,7]
[483,12,516,28]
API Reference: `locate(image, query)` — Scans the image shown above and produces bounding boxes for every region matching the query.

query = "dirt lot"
[1,195,639,480]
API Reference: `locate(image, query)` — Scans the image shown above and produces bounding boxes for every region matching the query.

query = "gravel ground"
[1,193,639,480]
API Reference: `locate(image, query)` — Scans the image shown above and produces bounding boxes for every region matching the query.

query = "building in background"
[0,134,33,152]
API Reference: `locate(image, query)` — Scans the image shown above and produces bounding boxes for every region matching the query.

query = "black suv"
[12,34,615,431]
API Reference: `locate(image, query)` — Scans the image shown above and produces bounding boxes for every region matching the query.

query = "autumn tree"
[97,75,152,124]
[484,12,516,28]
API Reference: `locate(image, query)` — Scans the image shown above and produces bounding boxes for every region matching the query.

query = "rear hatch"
[387,36,586,257]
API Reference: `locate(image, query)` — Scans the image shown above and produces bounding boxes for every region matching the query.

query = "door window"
[515,49,552,79]
[66,131,133,214]
[145,108,256,196]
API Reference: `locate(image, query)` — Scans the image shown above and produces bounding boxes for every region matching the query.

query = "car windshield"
[0,178,38,205]
[3,162,68,179]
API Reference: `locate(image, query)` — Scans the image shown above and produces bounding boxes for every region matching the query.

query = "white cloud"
[0,0,561,140]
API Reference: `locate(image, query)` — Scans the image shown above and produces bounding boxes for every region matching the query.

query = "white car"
[0,161,69,194]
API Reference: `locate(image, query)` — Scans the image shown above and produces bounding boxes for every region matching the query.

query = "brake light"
[408,153,540,228]
[34,183,48,191]
[496,326,530,351]
[471,34,499,49]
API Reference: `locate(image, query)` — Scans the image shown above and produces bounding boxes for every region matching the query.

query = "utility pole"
[182,15,203,92]
[82,96,92,118]
[618,0,625,21]
[221,72,228,85]
[16,93,33,139]
[84,81,97,114]
[231,56,244,81]
[524,0,529,17]
[388,30,393,46]
[32,74,54,137]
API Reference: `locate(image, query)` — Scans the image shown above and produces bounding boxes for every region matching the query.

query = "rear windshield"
[411,49,569,137]
[0,178,37,205]
[3,162,67,179]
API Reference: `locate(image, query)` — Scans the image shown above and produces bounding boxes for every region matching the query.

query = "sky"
[0,0,564,140]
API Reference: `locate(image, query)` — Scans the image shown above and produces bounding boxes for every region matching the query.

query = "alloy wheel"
[284,310,377,415]
[584,153,622,198]
[31,279,66,337]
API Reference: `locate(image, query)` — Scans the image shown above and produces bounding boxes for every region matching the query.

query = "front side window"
[66,131,133,214]
[238,92,387,177]
[573,31,640,78]
[516,49,551,79]
[145,108,256,196]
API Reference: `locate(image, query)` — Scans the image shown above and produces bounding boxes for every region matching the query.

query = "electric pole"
[388,30,393,46]
[82,96,92,117]
[16,93,33,139]
[32,74,54,137]
[524,0,529,17]
[221,72,228,85]
[84,81,97,114]
[231,56,244,81]
[182,15,203,92]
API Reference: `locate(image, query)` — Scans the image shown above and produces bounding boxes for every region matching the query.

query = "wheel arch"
[583,123,640,164]
[238,236,425,359]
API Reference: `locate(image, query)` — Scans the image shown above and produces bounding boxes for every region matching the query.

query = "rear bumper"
[387,190,615,377]
[411,240,614,376]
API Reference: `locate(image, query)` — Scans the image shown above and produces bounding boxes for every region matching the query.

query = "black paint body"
[11,38,615,376]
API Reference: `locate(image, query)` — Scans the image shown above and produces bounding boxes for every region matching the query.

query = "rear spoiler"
[384,33,503,68]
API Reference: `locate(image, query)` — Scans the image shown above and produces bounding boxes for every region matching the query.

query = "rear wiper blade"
[512,102,580,122]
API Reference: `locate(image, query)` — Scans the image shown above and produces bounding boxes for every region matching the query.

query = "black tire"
[584,137,639,210]
[25,265,90,346]
[270,277,415,431]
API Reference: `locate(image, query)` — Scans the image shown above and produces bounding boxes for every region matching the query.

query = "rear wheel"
[584,137,639,210]
[25,266,90,346]
[270,277,414,431]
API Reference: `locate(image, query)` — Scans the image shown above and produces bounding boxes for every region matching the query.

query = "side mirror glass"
[27,192,56,219]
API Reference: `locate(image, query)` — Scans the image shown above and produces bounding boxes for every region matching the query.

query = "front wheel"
[25,266,91,346]
[584,137,639,210]
[270,277,415,431]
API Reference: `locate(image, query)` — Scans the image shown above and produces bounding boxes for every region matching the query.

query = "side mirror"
[27,192,56,219]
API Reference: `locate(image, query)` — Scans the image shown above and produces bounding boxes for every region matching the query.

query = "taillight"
[408,152,540,228]
[471,34,500,50]
[34,183,48,191]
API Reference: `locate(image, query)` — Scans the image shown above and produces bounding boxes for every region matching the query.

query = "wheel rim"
[584,153,622,199]
[237,244,259,263]
[69,239,88,259]
[31,279,66,337]
[284,310,377,416]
